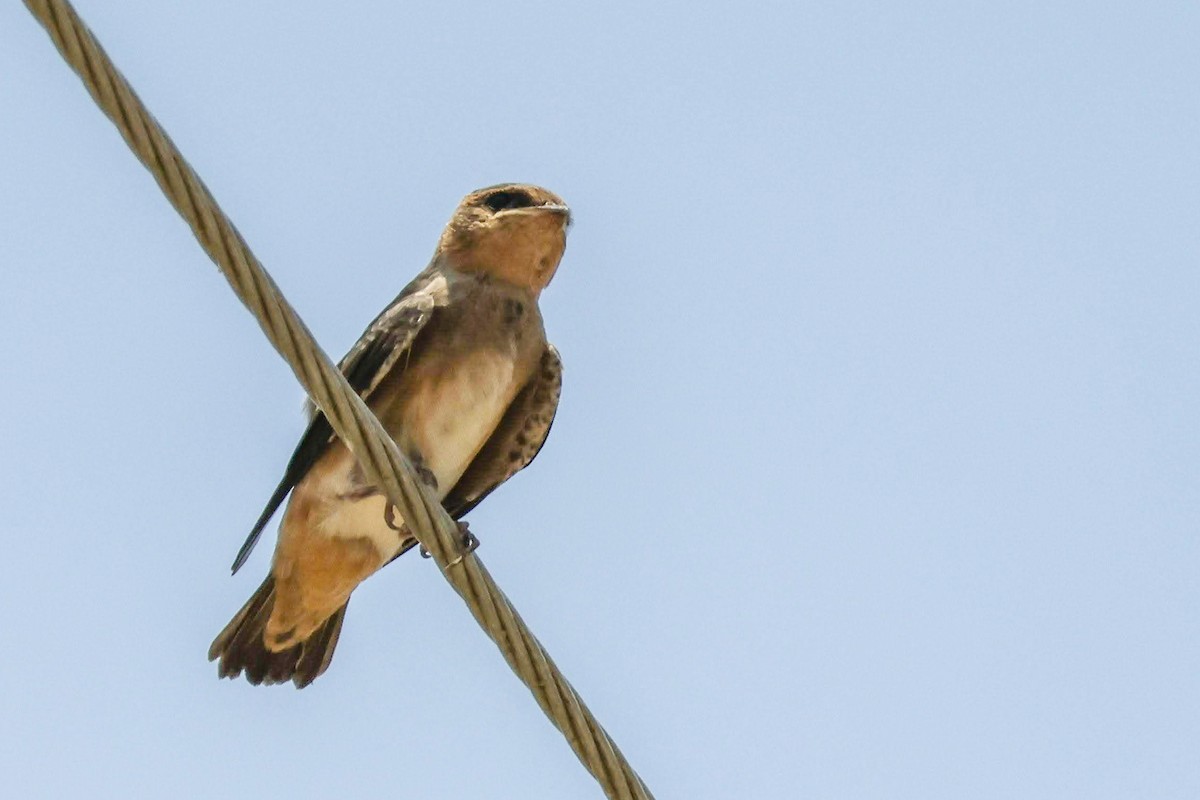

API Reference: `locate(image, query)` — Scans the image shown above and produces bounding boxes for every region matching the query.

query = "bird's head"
[437,184,571,293]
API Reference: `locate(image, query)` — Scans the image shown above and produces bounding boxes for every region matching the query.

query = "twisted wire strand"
[23,2,652,797]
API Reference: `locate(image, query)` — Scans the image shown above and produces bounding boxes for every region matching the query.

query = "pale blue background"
[1,2,1196,798]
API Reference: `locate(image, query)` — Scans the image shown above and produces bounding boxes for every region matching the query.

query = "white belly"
[314,351,518,558]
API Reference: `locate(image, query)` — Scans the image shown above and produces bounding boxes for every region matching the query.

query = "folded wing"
[229,272,444,573]
[443,345,563,520]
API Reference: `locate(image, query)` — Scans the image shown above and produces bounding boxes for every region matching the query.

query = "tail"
[208,576,347,688]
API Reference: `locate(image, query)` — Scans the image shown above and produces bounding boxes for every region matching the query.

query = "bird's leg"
[375,452,476,561]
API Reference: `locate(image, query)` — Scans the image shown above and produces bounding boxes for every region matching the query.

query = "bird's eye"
[483,190,533,212]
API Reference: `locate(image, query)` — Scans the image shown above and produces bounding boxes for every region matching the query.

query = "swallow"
[208,184,570,687]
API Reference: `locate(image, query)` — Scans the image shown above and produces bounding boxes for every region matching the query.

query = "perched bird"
[209,184,570,687]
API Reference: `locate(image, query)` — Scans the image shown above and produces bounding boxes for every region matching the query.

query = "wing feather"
[443,345,563,520]
[229,271,444,573]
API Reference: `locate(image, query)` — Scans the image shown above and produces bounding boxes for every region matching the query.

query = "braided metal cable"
[23,2,652,797]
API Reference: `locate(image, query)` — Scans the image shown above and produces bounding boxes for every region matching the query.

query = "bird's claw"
[384,503,404,532]
[459,524,480,556]
[419,521,477,561]
[383,463,437,533]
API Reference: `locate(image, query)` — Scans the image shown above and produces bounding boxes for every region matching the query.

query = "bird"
[208,183,570,688]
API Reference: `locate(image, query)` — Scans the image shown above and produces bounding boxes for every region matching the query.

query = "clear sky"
[1,2,1196,798]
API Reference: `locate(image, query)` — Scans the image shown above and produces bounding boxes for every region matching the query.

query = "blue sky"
[1,2,1196,798]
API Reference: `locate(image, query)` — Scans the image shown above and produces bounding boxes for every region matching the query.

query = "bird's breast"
[404,348,519,497]
[301,348,522,560]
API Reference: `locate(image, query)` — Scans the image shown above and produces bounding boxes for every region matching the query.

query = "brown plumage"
[209,184,569,687]
[208,576,347,687]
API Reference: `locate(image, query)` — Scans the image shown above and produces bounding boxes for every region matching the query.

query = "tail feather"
[295,605,346,685]
[209,575,347,688]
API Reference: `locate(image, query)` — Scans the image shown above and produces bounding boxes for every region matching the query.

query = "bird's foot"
[383,463,438,532]
[458,522,481,556]
[419,521,478,561]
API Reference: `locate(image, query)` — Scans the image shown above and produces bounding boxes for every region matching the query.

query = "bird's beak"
[495,201,573,230]
[539,203,573,229]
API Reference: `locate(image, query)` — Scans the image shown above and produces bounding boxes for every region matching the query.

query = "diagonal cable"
[22,2,652,797]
